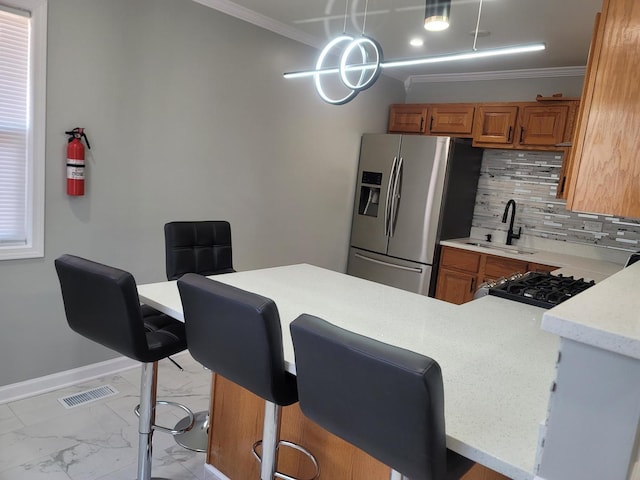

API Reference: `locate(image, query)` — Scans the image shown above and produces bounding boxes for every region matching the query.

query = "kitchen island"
[538,261,640,480]
[139,264,559,480]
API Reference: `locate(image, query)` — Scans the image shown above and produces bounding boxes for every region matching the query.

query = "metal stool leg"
[260,401,281,480]
[252,401,319,480]
[136,362,170,480]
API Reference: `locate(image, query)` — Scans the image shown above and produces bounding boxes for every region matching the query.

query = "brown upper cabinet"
[428,104,475,137]
[471,101,578,150]
[388,99,578,151]
[565,0,640,219]
[388,104,428,134]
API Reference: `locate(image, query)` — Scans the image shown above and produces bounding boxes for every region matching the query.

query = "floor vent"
[58,385,119,409]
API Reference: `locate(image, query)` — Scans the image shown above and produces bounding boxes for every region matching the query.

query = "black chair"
[164,220,234,451]
[290,314,474,480]
[55,254,195,480]
[164,221,234,281]
[177,273,318,480]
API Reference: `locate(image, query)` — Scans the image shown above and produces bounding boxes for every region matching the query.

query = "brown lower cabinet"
[435,246,558,305]
[207,374,511,480]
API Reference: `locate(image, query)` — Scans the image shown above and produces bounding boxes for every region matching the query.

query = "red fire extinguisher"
[65,128,91,196]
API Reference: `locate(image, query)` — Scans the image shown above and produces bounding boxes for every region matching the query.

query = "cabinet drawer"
[484,255,528,280]
[440,246,482,274]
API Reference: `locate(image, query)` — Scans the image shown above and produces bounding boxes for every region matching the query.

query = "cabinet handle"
[420,117,424,132]
[507,126,512,142]
[519,126,525,143]
[430,116,434,131]
[559,176,567,194]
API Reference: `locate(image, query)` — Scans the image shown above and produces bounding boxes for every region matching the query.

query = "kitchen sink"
[464,241,535,255]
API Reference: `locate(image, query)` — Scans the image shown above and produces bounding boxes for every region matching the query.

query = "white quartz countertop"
[441,237,623,282]
[542,262,640,360]
[138,264,559,480]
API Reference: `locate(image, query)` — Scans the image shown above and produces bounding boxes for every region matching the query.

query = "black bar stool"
[164,220,235,452]
[55,254,195,480]
[290,314,475,480]
[177,273,319,480]
[164,221,234,281]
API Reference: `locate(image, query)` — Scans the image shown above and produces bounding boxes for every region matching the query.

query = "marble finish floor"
[0,352,211,480]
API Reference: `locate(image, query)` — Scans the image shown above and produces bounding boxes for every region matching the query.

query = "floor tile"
[0,455,73,480]
[0,403,24,436]
[0,351,210,480]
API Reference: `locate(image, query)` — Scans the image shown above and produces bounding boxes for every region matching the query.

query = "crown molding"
[193,0,323,49]
[407,66,587,88]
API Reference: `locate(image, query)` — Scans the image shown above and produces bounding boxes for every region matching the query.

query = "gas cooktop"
[488,272,595,309]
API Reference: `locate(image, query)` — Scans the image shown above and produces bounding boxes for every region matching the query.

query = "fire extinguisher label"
[67,166,84,179]
[67,158,84,180]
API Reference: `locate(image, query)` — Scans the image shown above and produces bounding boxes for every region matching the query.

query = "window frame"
[0,0,47,261]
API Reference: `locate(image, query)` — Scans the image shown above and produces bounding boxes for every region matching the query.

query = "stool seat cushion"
[141,305,187,359]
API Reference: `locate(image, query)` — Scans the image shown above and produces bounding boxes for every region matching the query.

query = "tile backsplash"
[472,150,640,252]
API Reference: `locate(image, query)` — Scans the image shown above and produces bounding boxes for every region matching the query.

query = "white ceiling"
[195,0,602,82]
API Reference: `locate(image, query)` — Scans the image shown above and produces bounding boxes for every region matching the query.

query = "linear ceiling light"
[283,43,546,79]
[283,0,545,104]
[424,0,451,32]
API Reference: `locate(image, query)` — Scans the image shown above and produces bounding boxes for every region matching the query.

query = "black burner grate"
[488,272,595,309]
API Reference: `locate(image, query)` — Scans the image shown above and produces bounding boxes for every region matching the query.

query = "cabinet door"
[517,105,569,146]
[435,268,477,304]
[483,255,528,282]
[567,0,640,218]
[388,104,428,134]
[473,105,518,145]
[429,105,475,136]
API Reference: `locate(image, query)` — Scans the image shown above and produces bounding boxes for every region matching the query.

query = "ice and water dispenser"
[358,171,382,217]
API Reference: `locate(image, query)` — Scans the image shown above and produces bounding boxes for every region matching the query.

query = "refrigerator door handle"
[389,156,404,237]
[384,156,398,236]
[354,252,423,273]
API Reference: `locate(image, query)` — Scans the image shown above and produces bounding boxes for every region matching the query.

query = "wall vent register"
[58,385,119,409]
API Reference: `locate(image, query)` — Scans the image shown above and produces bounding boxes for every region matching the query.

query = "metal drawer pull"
[355,253,423,273]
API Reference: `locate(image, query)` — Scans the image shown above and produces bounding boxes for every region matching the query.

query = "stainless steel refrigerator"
[347,134,482,296]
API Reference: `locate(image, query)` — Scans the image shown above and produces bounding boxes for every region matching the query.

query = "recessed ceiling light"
[410,38,424,47]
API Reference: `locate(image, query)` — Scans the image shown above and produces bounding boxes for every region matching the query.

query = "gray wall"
[0,0,405,387]
[406,75,584,103]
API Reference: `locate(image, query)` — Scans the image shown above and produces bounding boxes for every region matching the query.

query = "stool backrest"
[290,314,447,480]
[164,221,234,280]
[177,273,297,406]
[55,254,151,362]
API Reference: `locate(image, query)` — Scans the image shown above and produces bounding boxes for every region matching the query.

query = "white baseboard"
[204,463,231,480]
[0,356,140,405]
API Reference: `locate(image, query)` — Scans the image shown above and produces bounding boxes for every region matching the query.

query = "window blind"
[0,8,29,245]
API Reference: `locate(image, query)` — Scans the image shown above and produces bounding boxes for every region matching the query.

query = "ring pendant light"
[285,0,546,104]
